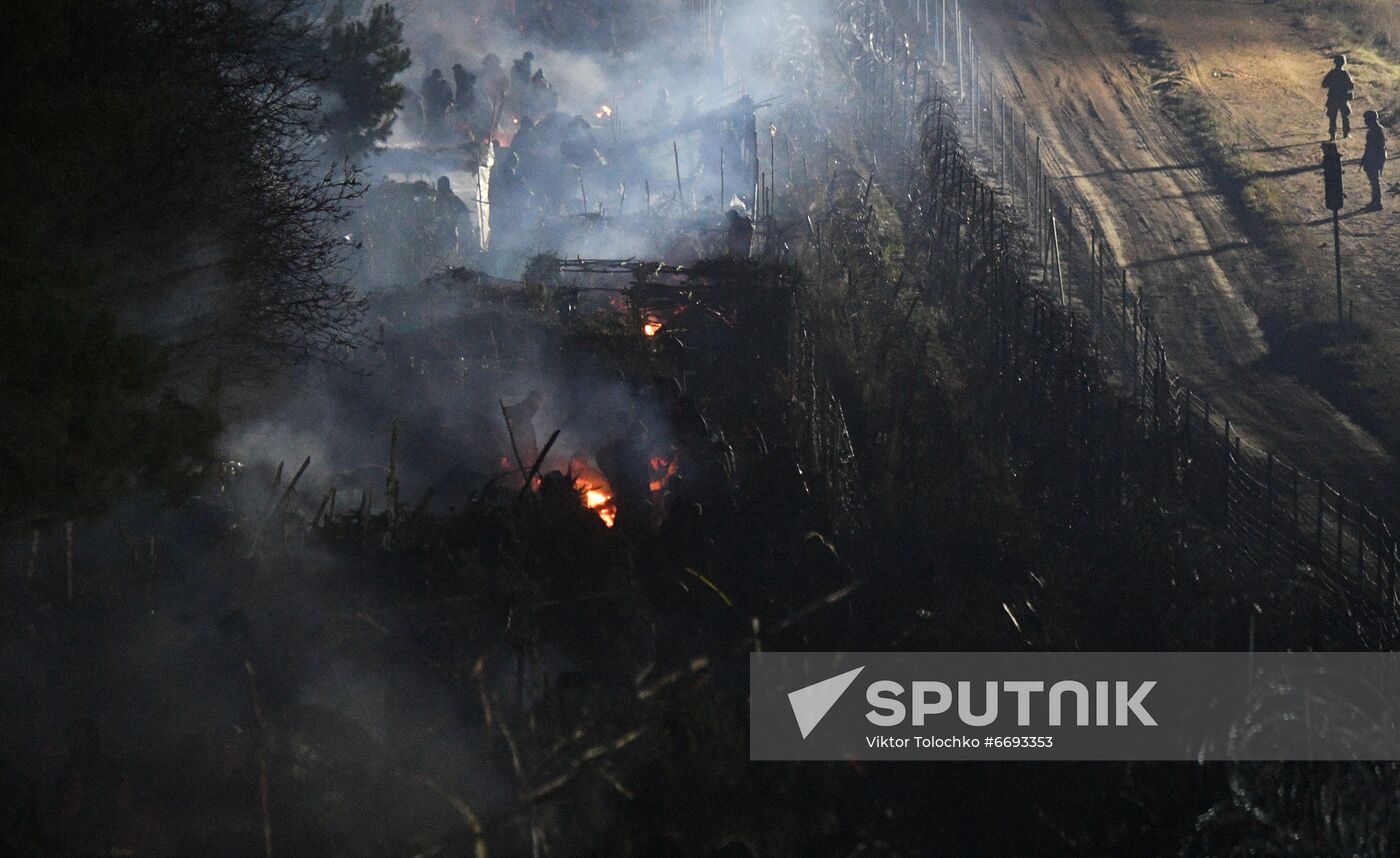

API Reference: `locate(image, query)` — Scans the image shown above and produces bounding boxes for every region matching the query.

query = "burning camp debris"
[13,0,1400,855]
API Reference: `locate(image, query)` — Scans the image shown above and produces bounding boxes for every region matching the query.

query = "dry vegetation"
[1312,0,1400,51]
[1292,0,1400,114]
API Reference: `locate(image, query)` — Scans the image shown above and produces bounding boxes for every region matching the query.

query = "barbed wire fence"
[825,0,1400,647]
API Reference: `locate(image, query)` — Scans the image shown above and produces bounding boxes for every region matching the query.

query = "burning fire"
[583,486,616,527]
[570,458,617,528]
[643,315,663,337]
[595,104,613,119]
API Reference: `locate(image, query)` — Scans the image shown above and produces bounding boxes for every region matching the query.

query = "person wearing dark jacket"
[526,68,558,117]
[421,69,454,138]
[511,51,535,91]
[433,176,470,257]
[452,63,475,110]
[1322,55,1355,141]
[490,150,532,236]
[726,207,753,258]
[1362,109,1388,211]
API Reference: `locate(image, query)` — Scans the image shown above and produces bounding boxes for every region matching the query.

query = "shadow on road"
[1065,162,1204,179]
[1301,208,1373,227]
[1130,240,1251,267]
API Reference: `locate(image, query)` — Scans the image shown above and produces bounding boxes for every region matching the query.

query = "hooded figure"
[1322,55,1355,141]
[422,69,454,136]
[434,176,470,258]
[726,206,753,258]
[452,63,475,110]
[561,115,606,167]
[490,150,532,236]
[511,51,535,90]
[1362,109,1388,210]
[526,68,559,117]
[511,115,537,162]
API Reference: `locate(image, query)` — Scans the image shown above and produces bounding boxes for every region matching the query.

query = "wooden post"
[940,0,947,66]
[720,146,725,209]
[770,124,777,218]
[673,141,684,210]
[752,126,760,213]
[969,36,977,141]
[955,4,964,98]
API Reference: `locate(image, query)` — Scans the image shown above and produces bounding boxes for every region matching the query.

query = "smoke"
[350,0,835,280]
[0,1,836,852]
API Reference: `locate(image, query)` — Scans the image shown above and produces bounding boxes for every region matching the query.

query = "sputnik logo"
[788,666,865,739]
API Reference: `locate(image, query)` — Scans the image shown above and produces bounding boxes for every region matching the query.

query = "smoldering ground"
[0,0,839,855]
[0,0,1046,855]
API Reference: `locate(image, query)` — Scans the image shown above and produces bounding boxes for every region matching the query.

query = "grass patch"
[1300,0,1400,52]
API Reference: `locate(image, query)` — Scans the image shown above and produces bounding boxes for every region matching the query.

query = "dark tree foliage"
[0,0,396,525]
[319,3,412,159]
[0,266,220,526]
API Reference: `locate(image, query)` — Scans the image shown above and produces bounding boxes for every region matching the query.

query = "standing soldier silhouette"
[1322,55,1355,141]
[1361,109,1388,211]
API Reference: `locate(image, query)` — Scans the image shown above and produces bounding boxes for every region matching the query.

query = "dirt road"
[966,0,1397,504]
[1146,0,1400,315]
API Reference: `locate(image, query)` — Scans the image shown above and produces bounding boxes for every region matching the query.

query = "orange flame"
[583,487,616,527]
[643,317,663,337]
[570,459,617,528]
[595,104,613,119]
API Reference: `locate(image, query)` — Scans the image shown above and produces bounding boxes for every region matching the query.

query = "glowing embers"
[594,104,613,119]
[642,315,664,337]
[649,454,679,494]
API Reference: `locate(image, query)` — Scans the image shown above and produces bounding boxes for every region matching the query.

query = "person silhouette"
[1322,55,1355,141]
[1361,109,1388,211]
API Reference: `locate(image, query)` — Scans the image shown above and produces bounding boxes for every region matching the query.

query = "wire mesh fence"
[832,0,1400,646]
